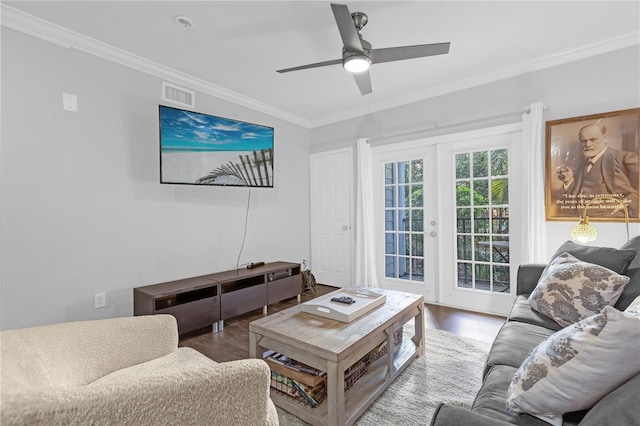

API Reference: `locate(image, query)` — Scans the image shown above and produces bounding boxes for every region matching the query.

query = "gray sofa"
[431,242,640,426]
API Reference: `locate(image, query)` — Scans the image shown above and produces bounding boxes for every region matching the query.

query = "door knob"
[430,231,437,237]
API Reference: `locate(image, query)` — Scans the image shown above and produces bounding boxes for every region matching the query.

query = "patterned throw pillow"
[529,252,630,327]
[506,306,640,426]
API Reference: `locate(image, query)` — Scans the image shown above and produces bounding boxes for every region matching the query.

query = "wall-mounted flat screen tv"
[159,105,274,187]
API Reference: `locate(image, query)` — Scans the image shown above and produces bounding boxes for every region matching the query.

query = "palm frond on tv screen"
[159,105,274,187]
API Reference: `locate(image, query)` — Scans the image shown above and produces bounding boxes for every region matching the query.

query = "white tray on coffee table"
[301,287,386,323]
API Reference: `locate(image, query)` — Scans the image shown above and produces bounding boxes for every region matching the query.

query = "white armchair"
[0,315,278,425]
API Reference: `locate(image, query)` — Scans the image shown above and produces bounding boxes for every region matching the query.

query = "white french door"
[372,146,439,300]
[310,148,353,287]
[437,127,522,315]
[372,124,522,316]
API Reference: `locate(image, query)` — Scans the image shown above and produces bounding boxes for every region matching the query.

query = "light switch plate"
[63,93,78,112]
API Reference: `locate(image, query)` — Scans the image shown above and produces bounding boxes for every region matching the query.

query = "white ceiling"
[3,1,639,128]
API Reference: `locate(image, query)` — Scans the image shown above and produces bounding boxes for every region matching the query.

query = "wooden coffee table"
[249,288,424,426]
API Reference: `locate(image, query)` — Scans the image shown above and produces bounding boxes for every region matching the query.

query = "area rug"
[275,328,491,426]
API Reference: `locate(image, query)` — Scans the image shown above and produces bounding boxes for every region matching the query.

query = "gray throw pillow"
[620,235,640,269]
[552,240,636,274]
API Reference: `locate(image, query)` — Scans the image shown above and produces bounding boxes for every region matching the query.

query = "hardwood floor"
[179,284,505,362]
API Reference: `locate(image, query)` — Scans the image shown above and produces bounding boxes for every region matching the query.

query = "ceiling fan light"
[343,55,371,73]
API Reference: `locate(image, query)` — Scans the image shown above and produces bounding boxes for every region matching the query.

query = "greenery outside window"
[455,148,510,293]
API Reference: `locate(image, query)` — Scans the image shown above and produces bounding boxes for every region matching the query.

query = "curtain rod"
[368,105,546,145]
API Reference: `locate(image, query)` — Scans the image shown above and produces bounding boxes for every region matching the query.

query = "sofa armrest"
[430,404,514,426]
[516,264,546,295]
[1,351,277,426]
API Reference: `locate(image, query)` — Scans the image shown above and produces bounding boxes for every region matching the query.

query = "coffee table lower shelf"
[249,289,424,426]
[270,336,420,426]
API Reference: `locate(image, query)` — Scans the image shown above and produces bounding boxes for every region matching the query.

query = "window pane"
[474,179,489,205]
[398,257,410,279]
[412,234,424,257]
[385,186,395,207]
[491,149,508,175]
[492,237,509,263]
[411,184,423,207]
[398,161,409,184]
[475,264,491,291]
[398,185,410,207]
[397,209,409,231]
[411,159,423,183]
[411,258,424,281]
[474,208,490,234]
[456,153,470,179]
[473,151,488,177]
[411,210,424,232]
[385,209,395,231]
[457,235,472,260]
[475,235,490,261]
[493,265,510,293]
[385,233,396,254]
[491,178,508,204]
[456,181,471,206]
[492,207,509,234]
[385,163,395,184]
[385,256,396,278]
[457,263,472,288]
[457,208,471,233]
[398,233,410,256]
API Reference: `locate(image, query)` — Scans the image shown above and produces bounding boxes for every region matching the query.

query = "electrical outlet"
[94,292,106,309]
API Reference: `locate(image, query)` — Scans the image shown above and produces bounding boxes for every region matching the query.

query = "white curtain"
[521,103,548,263]
[354,138,379,287]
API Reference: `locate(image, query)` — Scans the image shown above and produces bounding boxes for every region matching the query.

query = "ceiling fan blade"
[372,42,450,64]
[277,58,342,73]
[331,3,363,53]
[352,70,372,95]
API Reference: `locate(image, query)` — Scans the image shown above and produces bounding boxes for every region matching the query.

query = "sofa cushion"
[552,240,636,274]
[620,235,640,269]
[472,366,579,426]
[528,253,629,327]
[507,295,562,331]
[506,306,640,426]
[483,321,554,378]
[578,374,640,426]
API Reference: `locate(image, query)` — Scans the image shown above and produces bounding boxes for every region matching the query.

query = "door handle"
[430,231,437,237]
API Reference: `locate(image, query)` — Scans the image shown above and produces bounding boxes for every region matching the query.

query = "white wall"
[0,29,311,330]
[310,47,640,257]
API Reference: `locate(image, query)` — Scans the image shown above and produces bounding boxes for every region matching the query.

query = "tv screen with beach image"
[159,105,274,187]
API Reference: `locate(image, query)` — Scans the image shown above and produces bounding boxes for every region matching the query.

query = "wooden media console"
[134,261,301,334]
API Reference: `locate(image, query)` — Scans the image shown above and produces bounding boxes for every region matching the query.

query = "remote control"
[331,296,356,305]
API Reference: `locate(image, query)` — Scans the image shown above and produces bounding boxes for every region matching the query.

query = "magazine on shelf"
[270,371,326,407]
[264,350,323,376]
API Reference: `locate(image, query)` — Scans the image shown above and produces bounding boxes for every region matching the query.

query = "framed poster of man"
[545,108,640,222]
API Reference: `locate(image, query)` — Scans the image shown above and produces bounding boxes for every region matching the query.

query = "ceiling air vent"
[162,82,195,108]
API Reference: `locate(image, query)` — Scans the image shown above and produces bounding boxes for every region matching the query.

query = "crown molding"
[310,31,640,128]
[3,4,637,130]
[0,4,312,128]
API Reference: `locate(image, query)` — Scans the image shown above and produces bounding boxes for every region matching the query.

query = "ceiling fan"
[276,3,451,95]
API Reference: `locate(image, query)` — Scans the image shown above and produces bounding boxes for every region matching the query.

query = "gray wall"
[1,29,311,330]
[310,47,640,255]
